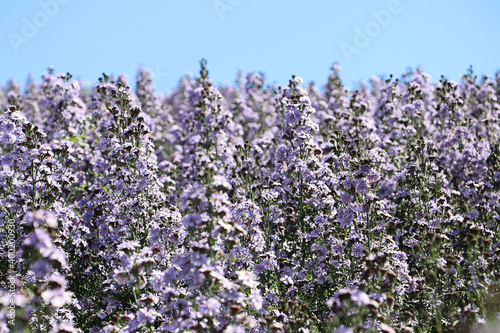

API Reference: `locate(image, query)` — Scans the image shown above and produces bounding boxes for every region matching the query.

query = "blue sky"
[1,0,499,92]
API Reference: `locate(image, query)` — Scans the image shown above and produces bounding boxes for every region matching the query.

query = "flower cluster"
[1,62,500,333]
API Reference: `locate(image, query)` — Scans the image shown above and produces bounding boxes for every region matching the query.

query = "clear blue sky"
[1,0,500,92]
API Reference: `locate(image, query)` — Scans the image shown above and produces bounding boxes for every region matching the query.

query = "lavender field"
[1,61,499,332]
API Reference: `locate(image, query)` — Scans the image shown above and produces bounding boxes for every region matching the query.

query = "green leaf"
[65,135,88,142]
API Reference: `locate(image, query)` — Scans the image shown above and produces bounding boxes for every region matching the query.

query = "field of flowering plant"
[0,60,499,333]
